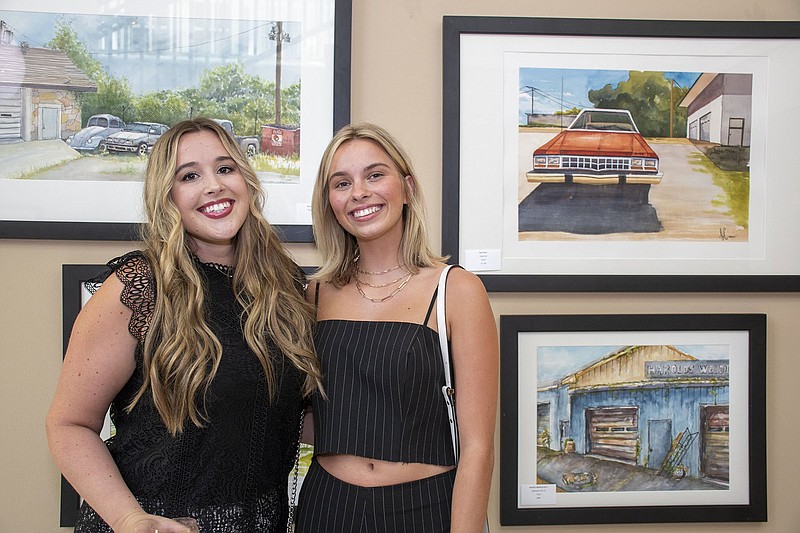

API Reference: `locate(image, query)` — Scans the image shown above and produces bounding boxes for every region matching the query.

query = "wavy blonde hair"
[312,122,446,287]
[133,117,321,434]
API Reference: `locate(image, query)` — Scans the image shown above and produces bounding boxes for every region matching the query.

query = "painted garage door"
[537,402,550,446]
[586,406,639,463]
[701,404,729,482]
[0,87,22,141]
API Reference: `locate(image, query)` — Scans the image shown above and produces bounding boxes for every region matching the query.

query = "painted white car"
[106,122,168,156]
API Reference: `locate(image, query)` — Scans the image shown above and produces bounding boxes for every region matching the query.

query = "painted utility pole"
[270,21,290,125]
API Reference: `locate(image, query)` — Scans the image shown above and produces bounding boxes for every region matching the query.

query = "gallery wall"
[1,0,798,531]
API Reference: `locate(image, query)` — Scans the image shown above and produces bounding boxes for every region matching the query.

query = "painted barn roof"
[0,44,96,91]
[561,345,697,388]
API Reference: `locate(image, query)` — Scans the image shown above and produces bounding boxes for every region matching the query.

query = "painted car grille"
[562,156,631,171]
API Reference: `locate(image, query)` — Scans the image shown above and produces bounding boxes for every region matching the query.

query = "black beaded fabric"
[76,251,306,533]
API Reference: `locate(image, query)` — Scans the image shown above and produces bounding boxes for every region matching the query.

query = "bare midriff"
[317,454,455,487]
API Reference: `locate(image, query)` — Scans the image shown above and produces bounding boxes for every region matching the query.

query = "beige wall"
[2,0,799,531]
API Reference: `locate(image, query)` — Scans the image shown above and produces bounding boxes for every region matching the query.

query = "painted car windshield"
[125,123,152,133]
[87,117,109,127]
[570,111,636,132]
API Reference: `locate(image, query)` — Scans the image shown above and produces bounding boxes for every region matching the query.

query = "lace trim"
[86,251,154,344]
[202,260,235,277]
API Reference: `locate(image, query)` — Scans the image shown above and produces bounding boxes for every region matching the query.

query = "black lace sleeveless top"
[310,285,456,466]
[75,251,306,533]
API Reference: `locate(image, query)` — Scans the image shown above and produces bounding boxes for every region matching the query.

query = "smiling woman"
[324,138,411,247]
[170,129,251,261]
[46,117,323,533]
[296,123,497,533]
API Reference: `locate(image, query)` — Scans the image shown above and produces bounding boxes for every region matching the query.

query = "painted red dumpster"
[261,125,300,156]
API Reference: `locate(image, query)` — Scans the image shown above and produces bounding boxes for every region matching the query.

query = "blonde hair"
[135,117,321,434]
[312,122,445,287]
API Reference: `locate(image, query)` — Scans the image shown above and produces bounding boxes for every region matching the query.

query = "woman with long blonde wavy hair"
[47,117,321,533]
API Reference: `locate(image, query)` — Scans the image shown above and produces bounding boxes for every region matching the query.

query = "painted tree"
[588,71,689,138]
[134,90,192,126]
[198,63,278,136]
[46,20,102,80]
[47,20,133,125]
[279,84,301,126]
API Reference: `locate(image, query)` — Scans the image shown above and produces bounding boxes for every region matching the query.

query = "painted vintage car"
[527,108,662,185]
[105,122,168,155]
[67,114,126,154]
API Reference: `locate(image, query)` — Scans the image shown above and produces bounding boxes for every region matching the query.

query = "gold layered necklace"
[356,271,410,288]
[356,263,403,276]
[354,261,413,303]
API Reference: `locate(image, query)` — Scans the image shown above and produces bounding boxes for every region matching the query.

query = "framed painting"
[59,264,110,526]
[499,313,767,525]
[1,0,352,242]
[442,17,800,291]
[59,263,316,526]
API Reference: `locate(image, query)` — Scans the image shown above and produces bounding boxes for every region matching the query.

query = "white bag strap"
[437,265,460,461]
[437,265,491,533]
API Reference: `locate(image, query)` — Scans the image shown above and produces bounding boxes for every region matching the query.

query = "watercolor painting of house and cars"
[0,7,306,186]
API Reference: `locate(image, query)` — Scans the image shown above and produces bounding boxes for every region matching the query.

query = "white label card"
[296,203,313,224]
[519,484,556,507]
[464,249,501,271]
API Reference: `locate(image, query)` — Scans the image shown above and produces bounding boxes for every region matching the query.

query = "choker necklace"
[355,263,403,276]
[355,272,413,303]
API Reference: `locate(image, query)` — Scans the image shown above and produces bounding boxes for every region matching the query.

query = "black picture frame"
[442,16,800,291]
[499,313,767,525]
[1,0,351,242]
[59,264,110,526]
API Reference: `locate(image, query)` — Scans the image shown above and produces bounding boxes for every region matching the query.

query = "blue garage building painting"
[537,345,729,487]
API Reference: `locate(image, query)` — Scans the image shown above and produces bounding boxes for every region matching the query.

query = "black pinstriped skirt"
[295,457,456,533]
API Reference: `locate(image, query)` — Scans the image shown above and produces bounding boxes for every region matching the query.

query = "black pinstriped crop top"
[310,284,456,465]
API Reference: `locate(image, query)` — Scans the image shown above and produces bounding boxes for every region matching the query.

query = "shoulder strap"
[438,265,491,532]
[423,287,438,326]
[437,265,460,461]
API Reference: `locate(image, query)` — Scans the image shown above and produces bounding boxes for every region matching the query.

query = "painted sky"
[537,344,729,385]
[518,68,701,121]
[0,9,301,94]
